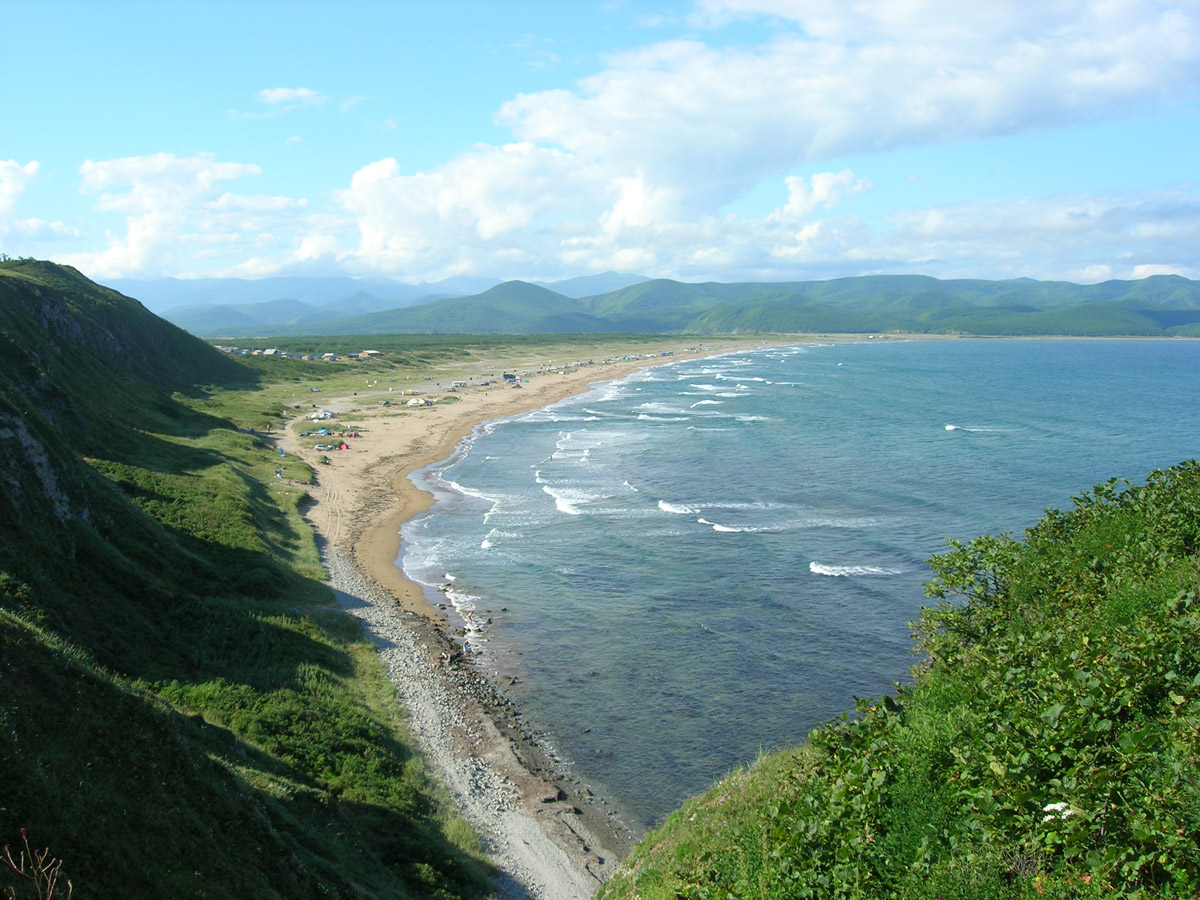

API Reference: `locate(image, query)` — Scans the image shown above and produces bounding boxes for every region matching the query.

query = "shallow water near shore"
[401,338,1199,830]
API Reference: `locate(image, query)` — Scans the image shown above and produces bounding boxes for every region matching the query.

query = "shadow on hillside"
[1,615,493,900]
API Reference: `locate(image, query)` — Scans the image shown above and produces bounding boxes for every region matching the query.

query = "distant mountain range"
[110,272,1200,338]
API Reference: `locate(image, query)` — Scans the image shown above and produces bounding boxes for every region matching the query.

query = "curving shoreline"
[280,340,776,898]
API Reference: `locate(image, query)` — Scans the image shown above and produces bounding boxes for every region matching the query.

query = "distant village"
[214,344,696,373]
[214,346,385,361]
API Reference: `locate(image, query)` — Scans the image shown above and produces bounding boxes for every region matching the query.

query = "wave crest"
[809,562,903,577]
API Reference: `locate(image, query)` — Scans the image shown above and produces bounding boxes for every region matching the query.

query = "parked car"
[315,443,334,451]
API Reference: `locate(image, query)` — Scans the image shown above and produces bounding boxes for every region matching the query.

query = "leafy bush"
[602,461,1200,900]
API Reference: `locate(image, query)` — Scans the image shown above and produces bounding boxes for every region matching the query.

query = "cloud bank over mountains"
[3,0,1197,284]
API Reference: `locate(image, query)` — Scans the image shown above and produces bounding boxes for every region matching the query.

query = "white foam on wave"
[944,423,1015,433]
[543,485,583,515]
[542,480,618,515]
[690,383,720,391]
[698,517,749,533]
[526,412,602,424]
[637,413,689,422]
[480,527,521,549]
[690,399,722,408]
[441,476,498,506]
[798,515,885,529]
[659,499,696,515]
[588,383,627,404]
[636,401,685,414]
[809,562,904,577]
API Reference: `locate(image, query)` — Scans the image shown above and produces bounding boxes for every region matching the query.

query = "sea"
[399,338,1199,830]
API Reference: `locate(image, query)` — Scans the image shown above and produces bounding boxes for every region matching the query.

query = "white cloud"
[1132,262,1193,278]
[770,170,872,221]
[863,188,1200,281]
[335,143,597,277]
[257,87,327,106]
[0,159,39,216]
[59,153,329,278]
[0,159,78,242]
[230,87,329,120]
[38,1,1199,285]
[315,0,1191,283]
[497,1,1196,216]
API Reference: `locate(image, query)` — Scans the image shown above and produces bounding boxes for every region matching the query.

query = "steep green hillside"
[601,461,1200,899]
[0,261,490,899]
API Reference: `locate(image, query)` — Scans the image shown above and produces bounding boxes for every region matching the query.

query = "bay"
[400,338,1199,829]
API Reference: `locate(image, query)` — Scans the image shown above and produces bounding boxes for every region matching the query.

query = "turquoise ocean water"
[400,339,1199,829]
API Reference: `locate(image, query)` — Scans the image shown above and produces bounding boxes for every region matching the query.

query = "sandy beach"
[278,339,771,899]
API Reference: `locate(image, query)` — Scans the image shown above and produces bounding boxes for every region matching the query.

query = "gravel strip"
[324,548,628,900]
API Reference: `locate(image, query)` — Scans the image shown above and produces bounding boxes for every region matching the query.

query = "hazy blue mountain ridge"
[107,271,1200,337]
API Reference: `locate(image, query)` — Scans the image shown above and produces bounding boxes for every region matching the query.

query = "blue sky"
[2,0,1198,285]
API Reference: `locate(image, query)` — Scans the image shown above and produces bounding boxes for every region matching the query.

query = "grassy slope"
[601,462,1200,900]
[0,261,491,899]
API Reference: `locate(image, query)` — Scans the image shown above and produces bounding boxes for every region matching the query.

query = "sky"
[2,0,1198,286]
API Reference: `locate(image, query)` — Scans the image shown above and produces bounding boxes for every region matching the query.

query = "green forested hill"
[600,462,1200,899]
[194,272,1200,338]
[0,260,490,899]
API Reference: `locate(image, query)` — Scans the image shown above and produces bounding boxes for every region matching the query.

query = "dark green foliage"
[602,461,1200,900]
[0,262,491,899]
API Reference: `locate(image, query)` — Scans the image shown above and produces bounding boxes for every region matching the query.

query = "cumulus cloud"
[324,0,1196,283]
[838,188,1200,282]
[770,170,873,221]
[500,1,1195,205]
[40,1,1197,284]
[0,159,79,242]
[335,142,596,276]
[0,159,39,216]
[60,152,324,278]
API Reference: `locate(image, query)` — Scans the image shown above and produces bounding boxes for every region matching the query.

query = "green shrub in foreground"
[602,461,1200,900]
